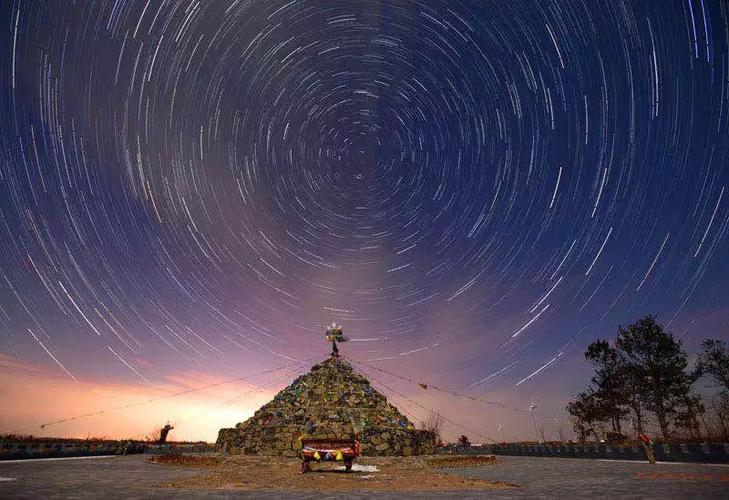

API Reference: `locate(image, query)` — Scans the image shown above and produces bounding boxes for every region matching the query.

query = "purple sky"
[1,0,728,442]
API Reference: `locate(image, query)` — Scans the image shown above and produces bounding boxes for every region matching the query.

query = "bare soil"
[156,454,516,492]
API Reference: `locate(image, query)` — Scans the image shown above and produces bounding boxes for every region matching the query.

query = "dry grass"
[0,434,122,444]
[149,454,222,467]
[424,455,498,468]
[156,454,515,493]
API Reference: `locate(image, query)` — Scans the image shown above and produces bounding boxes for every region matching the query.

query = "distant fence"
[484,442,729,464]
[0,440,218,461]
[0,440,145,461]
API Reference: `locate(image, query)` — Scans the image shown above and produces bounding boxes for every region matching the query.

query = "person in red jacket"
[638,433,656,464]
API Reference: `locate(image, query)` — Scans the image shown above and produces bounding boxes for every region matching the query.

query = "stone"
[217,357,435,456]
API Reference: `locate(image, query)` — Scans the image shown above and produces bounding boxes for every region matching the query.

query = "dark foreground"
[0,454,727,498]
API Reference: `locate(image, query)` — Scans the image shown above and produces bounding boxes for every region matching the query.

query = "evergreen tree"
[566,391,601,442]
[614,315,696,439]
[584,339,630,434]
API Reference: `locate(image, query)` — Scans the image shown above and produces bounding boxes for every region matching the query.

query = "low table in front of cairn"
[300,438,359,473]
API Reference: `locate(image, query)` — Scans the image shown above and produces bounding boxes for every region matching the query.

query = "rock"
[216,357,435,456]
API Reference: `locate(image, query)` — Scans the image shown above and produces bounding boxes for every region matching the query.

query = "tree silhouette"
[614,315,697,439]
[675,393,705,439]
[566,391,601,442]
[696,339,729,394]
[568,315,704,441]
[420,412,445,447]
[584,339,630,434]
[696,339,729,440]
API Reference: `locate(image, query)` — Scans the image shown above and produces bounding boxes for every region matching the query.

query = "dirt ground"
[152,454,516,492]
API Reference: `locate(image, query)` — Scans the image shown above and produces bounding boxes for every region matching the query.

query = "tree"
[557,421,566,443]
[457,435,471,447]
[695,339,729,441]
[623,368,646,436]
[584,340,630,434]
[712,395,729,440]
[566,391,601,442]
[615,315,696,439]
[420,412,445,447]
[696,339,729,394]
[674,393,705,439]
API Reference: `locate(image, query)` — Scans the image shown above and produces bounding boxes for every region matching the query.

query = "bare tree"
[696,339,729,393]
[557,421,566,443]
[420,411,445,446]
[712,396,729,440]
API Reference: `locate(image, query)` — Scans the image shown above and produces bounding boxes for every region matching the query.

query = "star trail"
[1,0,728,440]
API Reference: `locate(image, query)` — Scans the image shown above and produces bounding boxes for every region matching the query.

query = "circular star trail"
[1,0,728,431]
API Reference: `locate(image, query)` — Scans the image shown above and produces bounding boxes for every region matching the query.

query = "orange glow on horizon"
[1,352,567,444]
[0,353,277,442]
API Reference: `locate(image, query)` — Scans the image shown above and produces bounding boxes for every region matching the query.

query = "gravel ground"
[1,453,728,498]
[449,455,729,498]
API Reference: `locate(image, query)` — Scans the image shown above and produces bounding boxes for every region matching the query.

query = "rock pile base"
[217,357,435,456]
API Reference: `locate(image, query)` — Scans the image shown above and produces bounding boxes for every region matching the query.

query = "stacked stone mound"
[217,357,435,457]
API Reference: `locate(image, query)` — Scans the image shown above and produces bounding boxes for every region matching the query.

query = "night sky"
[1,0,728,442]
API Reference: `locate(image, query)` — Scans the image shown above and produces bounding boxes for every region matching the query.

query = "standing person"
[638,433,656,464]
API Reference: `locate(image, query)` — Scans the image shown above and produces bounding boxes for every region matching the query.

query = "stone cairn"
[217,357,436,457]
